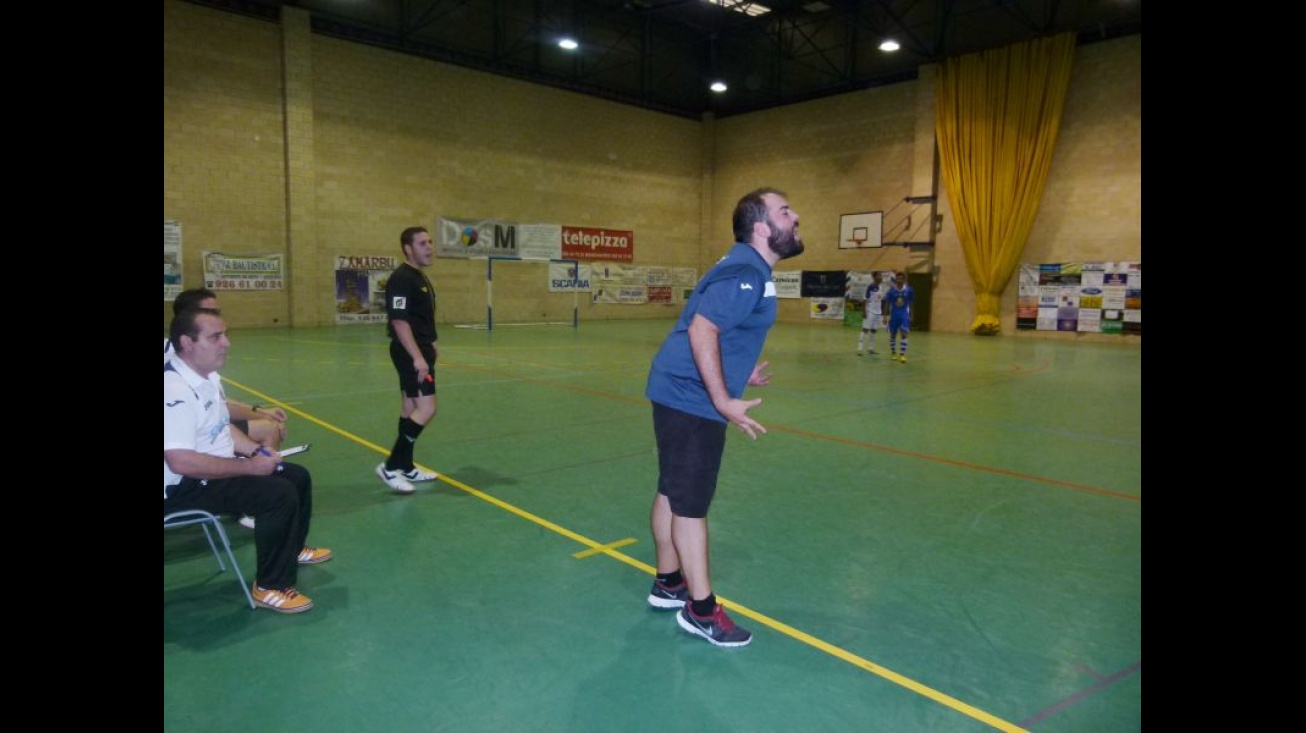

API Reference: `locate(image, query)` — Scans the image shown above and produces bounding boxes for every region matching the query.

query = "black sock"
[385,418,405,470]
[401,417,426,442]
[657,570,683,587]
[387,417,426,470]
[691,594,716,617]
[384,439,403,471]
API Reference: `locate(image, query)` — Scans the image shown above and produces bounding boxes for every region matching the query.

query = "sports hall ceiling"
[181,0,1142,119]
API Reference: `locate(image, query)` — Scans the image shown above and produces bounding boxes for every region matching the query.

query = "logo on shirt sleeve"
[392,296,407,309]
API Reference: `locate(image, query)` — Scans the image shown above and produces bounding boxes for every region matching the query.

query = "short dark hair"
[169,307,221,354]
[732,187,785,242]
[173,288,217,315]
[400,227,429,250]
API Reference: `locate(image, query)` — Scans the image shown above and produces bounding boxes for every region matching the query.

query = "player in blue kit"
[886,271,914,362]
[643,187,803,648]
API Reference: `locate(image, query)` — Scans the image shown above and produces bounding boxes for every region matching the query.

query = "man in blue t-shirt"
[643,187,804,648]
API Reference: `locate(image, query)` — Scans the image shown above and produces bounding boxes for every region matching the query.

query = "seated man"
[164,306,332,614]
[166,288,287,448]
[165,288,288,529]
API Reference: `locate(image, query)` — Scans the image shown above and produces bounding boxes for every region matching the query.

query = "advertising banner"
[437,217,519,259]
[518,223,562,261]
[165,220,183,301]
[801,270,848,297]
[548,261,592,292]
[561,226,634,263]
[1019,261,1140,334]
[773,271,802,298]
[335,254,400,324]
[203,252,284,291]
[810,297,845,319]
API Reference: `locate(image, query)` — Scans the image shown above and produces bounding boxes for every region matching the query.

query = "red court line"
[774,425,1139,501]
[404,360,1139,502]
[234,360,1139,503]
[1017,661,1141,728]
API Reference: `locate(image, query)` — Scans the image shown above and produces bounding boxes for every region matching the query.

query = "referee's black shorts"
[390,340,437,398]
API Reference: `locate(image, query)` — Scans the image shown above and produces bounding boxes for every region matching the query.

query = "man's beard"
[767,226,804,260]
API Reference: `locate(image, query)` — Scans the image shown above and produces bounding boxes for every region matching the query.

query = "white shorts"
[861,315,881,330]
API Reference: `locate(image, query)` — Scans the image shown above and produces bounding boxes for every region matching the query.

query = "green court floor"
[164,320,1141,733]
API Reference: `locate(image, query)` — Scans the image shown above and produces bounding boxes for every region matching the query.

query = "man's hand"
[256,405,288,423]
[253,405,289,440]
[747,361,772,387]
[248,451,280,476]
[164,448,280,480]
[718,397,767,440]
[413,358,430,382]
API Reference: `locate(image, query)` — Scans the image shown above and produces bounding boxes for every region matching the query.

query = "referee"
[375,226,442,494]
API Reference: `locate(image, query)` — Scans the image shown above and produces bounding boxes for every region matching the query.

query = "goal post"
[484,256,580,331]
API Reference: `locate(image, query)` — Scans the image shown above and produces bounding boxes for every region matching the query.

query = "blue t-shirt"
[645,243,776,422]
[886,283,914,316]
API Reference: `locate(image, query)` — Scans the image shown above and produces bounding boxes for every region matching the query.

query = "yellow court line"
[222,377,1027,733]
[573,538,637,559]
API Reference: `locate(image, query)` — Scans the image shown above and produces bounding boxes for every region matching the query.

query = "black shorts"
[390,340,437,398]
[231,419,250,435]
[652,401,727,519]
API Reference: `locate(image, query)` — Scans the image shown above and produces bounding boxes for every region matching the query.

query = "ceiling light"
[706,0,771,18]
[879,39,900,52]
[558,38,579,50]
[710,81,728,93]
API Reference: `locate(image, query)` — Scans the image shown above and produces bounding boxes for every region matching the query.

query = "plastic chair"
[164,509,256,609]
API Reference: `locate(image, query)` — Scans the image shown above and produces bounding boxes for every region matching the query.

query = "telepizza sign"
[560,226,634,263]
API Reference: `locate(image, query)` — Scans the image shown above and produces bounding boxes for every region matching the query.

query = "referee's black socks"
[387,417,427,470]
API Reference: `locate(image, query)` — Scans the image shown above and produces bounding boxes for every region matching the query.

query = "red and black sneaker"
[676,604,752,647]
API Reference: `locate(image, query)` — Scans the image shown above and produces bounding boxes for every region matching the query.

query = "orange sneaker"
[297,547,333,564]
[252,585,314,613]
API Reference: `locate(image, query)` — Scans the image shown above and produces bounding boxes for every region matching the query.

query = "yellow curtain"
[936,33,1076,335]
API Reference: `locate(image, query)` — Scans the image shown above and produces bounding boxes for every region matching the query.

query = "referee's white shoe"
[375,463,415,493]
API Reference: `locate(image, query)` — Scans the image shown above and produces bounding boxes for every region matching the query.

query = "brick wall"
[164,0,1140,341]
